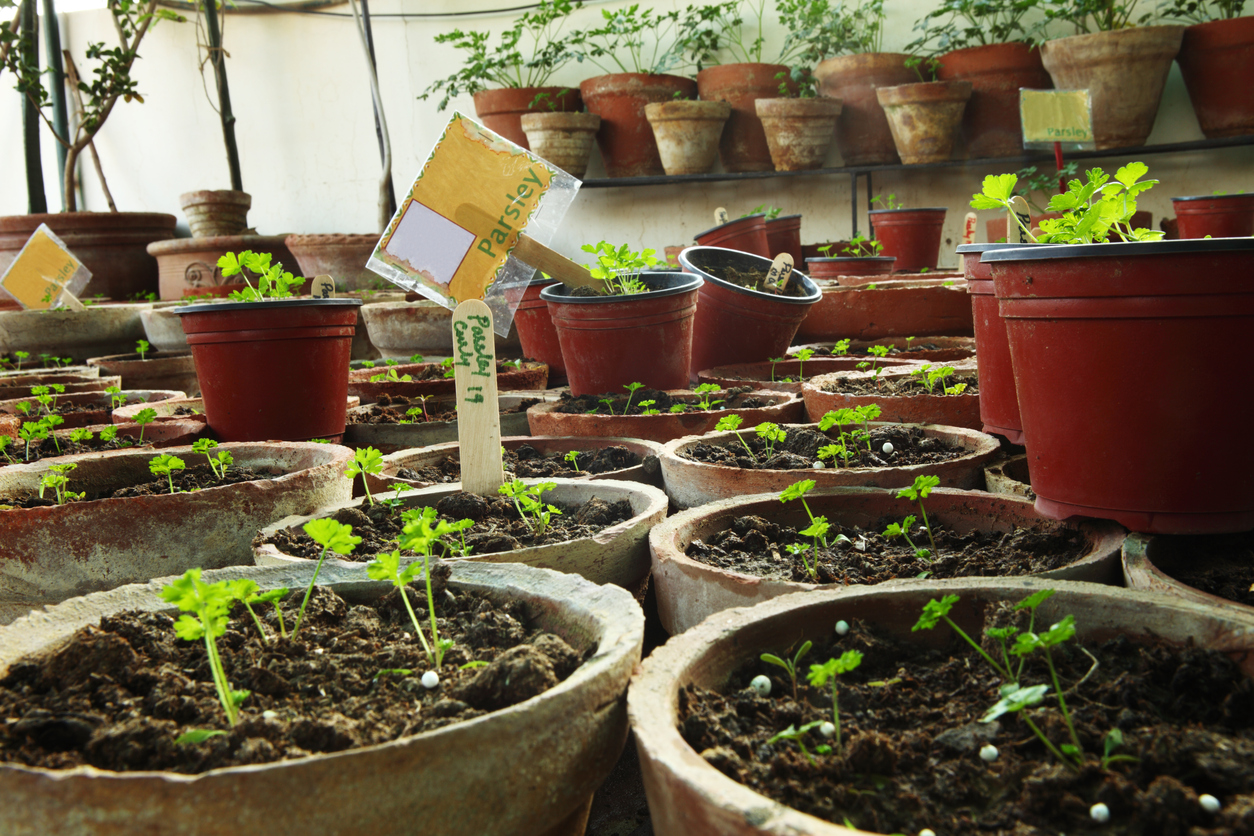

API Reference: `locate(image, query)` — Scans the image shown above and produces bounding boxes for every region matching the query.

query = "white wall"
[2,0,1251,270]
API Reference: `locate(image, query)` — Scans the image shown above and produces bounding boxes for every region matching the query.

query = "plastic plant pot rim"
[1171,194,1254,203]
[867,208,948,215]
[981,237,1254,262]
[175,298,365,315]
[539,272,703,305]
[678,246,821,305]
[766,214,802,223]
[693,213,767,240]
[955,243,1048,255]
[804,257,897,264]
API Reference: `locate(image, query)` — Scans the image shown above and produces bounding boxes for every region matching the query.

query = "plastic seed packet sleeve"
[367,113,580,337]
[0,224,93,310]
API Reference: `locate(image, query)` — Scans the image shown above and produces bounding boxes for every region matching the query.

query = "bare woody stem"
[63,53,117,211]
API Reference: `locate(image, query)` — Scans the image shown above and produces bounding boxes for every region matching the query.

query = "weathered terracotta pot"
[520,112,602,179]
[695,356,915,394]
[0,442,353,624]
[0,559,642,836]
[936,43,1053,158]
[754,97,842,171]
[179,190,251,238]
[360,300,454,360]
[0,368,117,396]
[343,393,555,453]
[527,391,804,444]
[628,577,1254,836]
[472,85,583,149]
[147,235,297,301]
[1039,25,1185,149]
[1177,16,1254,139]
[86,351,200,397]
[659,422,1000,510]
[876,80,972,164]
[580,73,697,177]
[794,279,974,342]
[285,233,381,292]
[139,305,189,352]
[1122,531,1254,617]
[802,364,980,429]
[984,452,1033,500]
[697,63,793,173]
[0,389,185,430]
[256,477,668,590]
[803,257,896,281]
[644,100,732,175]
[0,303,151,362]
[812,53,916,165]
[347,360,548,403]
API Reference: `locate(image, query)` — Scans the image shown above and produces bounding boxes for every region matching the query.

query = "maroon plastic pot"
[936,43,1053,158]
[985,238,1254,534]
[541,272,702,396]
[580,73,697,178]
[678,246,821,379]
[693,214,770,257]
[958,243,1027,444]
[176,298,362,442]
[509,277,566,380]
[804,257,897,282]
[471,86,582,150]
[869,208,947,272]
[1177,16,1254,139]
[695,63,792,173]
[764,214,802,263]
[1171,193,1254,239]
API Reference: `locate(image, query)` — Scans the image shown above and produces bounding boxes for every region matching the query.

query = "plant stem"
[1044,649,1082,755]
[203,629,237,725]
[1021,712,1079,772]
[292,547,329,637]
[424,552,444,666]
[398,579,436,664]
[942,615,1011,679]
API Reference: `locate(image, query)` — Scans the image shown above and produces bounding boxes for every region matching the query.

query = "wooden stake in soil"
[962,212,977,245]
[765,252,795,292]
[451,299,505,495]
[454,202,598,291]
[1008,196,1032,243]
[309,275,336,299]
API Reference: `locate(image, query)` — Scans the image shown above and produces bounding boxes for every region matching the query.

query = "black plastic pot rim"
[981,237,1254,262]
[539,271,703,305]
[805,256,896,263]
[694,213,765,239]
[1171,194,1254,203]
[867,208,948,215]
[176,297,365,315]
[678,246,821,304]
[766,214,802,224]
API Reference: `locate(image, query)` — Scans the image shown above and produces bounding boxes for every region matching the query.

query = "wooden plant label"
[451,299,505,495]
[1019,89,1094,148]
[1008,196,1032,244]
[714,207,729,226]
[962,212,978,245]
[0,224,89,310]
[309,275,336,299]
[765,252,794,292]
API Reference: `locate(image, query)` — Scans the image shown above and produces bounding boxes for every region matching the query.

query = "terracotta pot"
[347,360,548,403]
[692,214,770,257]
[359,300,522,362]
[0,388,185,430]
[813,336,976,363]
[812,53,916,165]
[804,256,896,281]
[0,367,115,397]
[177,298,361,442]
[628,577,1254,836]
[876,80,972,164]
[85,350,199,398]
[526,390,804,444]
[0,442,353,624]
[679,247,821,379]
[178,190,251,238]
[472,86,583,150]
[507,278,566,380]
[695,356,915,394]
[139,305,189,352]
[0,212,175,301]
[695,64,793,173]
[0,559,643,836]
[763,215,803,264]
[937,43,1053,158]
[1177,16,1254,138]
[984,237,1254,533]
[285,233,381,292]
[1039,26,1185,149]
[113,393,358,426]
[1122,531,1254,616]
[958,242,1028,444]
[541,272,702,396]
[1171,193,1254,238]
[344,393,556,453]
[650,487,1126,633]
[580,74,697,177]
[795,278,973,342]
[147,234,296,301]
[644,100,731,175]
[659,422,1000,510]
[754,97,842,171]
[868,208,947,272]
[802,364,981,428]
[520,112,602,179]
[984,452,1033,499]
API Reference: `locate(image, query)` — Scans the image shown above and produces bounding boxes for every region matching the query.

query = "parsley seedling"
[499,479,562,537]
[897,475,940,556]
[716,414,753,456]
[161,568,251,727]
[293,519,362,637]
[808,650,863,749]
[40,462,84,504]
[761,640,812,701]
[779,479,829,580]
[344,446,386,506]
[149,454,186,494]
[191,438,233,479]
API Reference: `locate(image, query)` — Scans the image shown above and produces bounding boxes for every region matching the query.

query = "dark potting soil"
[685,512,1090,584]
[395,443,644,484]
[681,425,968,471]
[824,372,980,398]
[713,266,809,298]
[1,428,168,466]
[1,463,276,509]
[810,341,957,357]
[679,602,1254,835]
[0,567,586,773]
[260,489,635,563]
[554,387,768,417]
[349,394,541,425]
[1157,532,1254,608]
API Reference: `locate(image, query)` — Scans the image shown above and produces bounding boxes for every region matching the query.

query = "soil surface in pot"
[704,265,811,298]
[396,444,644,484]
[0,569,584,773]
[261,490,635,562]
[686,509,1089,584]
[808,339,961,358]
[681,425,968,471]
[555,387,768,416]
[353,359,538,381]
[2,463,277,508]
[3,430,164,467]
[1157,532,1254,607]
[824,371,979,397]
[349,394,541,425]
[680,600,1254,835]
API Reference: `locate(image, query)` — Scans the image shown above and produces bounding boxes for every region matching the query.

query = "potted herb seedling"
[804,233,896,281]
[801,360,981,430]
[753,67,843,172]
[519,90,601,179]
[874,56,972,165]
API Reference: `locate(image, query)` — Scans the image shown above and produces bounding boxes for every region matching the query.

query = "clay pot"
[113,393,358,426]
[1178,15,1254,138]
[344,393,556,453]
[868,208,947,272]
[285,233,381,292]
[628,577,1254,836]
[256,477,668,590]
[526,390,804,445]
[644,100,732,175]
[812,53,916,165]
[0,389,186,430]
[659,422,1000,510]
[794,278,974,343]
[472,86,583,149]
[984,452,1033,499]
[958,242,1028,444]
[804,257,896,281]
[1122,531,1254,617]
[147,235,297,301]
[580,74,697,177]
[936,43,1053,158]
[763,215,803,264]
[695,356,915,394]
[359,300,523,362]
[0,367,116,397]
[0,442,353,624]
[0,303,150,363]
[802,364,981,429]
[693,214,770,257]
[696,63,794,172]
[648,488,1127,634]
[0,212,175,300]
[178,190,251,238]
[876,80,972,164]
[520,112,602,178]
[1171,193,1254,239]
[86,351,200,397]
[347,360,548,403]
[139,305,189,352]
[844,335,976,363]
[0,559,643,836]
[754,97,842,171]
[1039,26,1185,149]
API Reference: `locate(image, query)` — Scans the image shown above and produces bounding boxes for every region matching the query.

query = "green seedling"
[191,438,233,479]
[499,479,562,537]
[755,421,786,458]
[359,360,377,369]
[344,446,386,506]
[794,347,814,380]
[808,649,863,749]
[1101,728,1139,770]
[18,420,48,461]
[1006,613,1083,766]
[846,235,883,258]
[161,568,251,727]
[219,250,306,301]
[41,415,65,453]
[768,721,827,764]
[0,436,12,464]
[369,368,413,383]
[623,381,644,413]
[768,357,786,382]
[563,449,581,471]
[69,427,93,445]
[12,350,29,370]
[864,344,892,387]
[883,514,931,561]
[136,339,150,360]
[99,425,119,443]
[912,593,1011,679]
[379,482,411,515]
[30,384,65,416]
[40,461,84,504]
[581,241,659,295]
[599,398,616,416]
[716,414,753,456]
[441,357,457,379]
[384,359,400,367]
[13,401,30,416]
[637,400,660,416]
[871,193,903,211]
[897,474,940,556]
[149,454,186,494]
[226,578,289,643]
[692,383,724,411]
[133,407,158,443]
[293,519,362,637]
[779,480,829,580]
[761,639,812,701]
[408,354,425,364]
[104,385,126,410]
[668,404,687,414]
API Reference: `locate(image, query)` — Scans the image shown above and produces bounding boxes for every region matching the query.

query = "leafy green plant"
[913,593,1012,678]
[1041,0,1158,33]
[191,438,233,479]
[907,0,1043,55]
[499,479,562,537]
[344,446,385,506]
[897,475,940,556]
[30,384,64,416]
[219,250,306,302]
[623,381,645,413]
[563,449,581,471]
[779,479,829,580]
[570,3,717,75]
[872,193,903,211]
[293,519,362,637]
[0,435,13,464]
[105,385,126,410]
[133,407,158,443]
[40,461,84,504]
[99,425,119,443]
[904,54,941,82]
[161,568,250,728]
[226,578,289,643]
[69,426,93,445]
[755,421,786,458]
[768,720,827,763]
[717,413,754,456]
[883,514,932,561]
[808,649,863,749]
[17,419,46,461]
[1014,162,1080,215]
[369,368,413,384]
[761,639,812,700]
[692,383,725,411]
[1161,0,1245,21]
[847,234,884,258]
[136,339,150,360]
[638,399,661,416]
[582,241,660,295]
[149,453,185,494]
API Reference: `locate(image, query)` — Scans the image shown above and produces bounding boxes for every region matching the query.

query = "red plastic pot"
[804,257,897,282]
[869,208,947,272]
[509,277,566,380]
[985,238,1254,534]
[580,73,696,178]
[471,86,582,150]
[764,214,802,263]
[678,246,821,379]
[177,298,362,442]
[1171,194,1254,239]
[936,43,1053,159]
[693,214,770,257]
[1177,16,1254,139]
[541,272,702,396]
[958,243,1027,444]
[695,63,791,173]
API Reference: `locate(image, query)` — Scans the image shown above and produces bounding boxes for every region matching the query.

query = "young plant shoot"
[897,475,940,555]
[499,479,562,537]
[149,454,186,494]
[161,568,251,728]
[808,649,863,749]
[191,438,233,479]
[779,479,830,580]
[717,413,753,456]
[761,639,812,701]
[293,519,362,637]
[344,446,385,506]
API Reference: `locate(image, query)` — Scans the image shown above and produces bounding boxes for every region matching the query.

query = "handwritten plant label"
[962,212,977,245]
[309,275,336,299]
[1020,89,1095,149]
[0,224,91,310]
[765,253,794,291]
[451,299,504,495]
[714,207,729,225]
